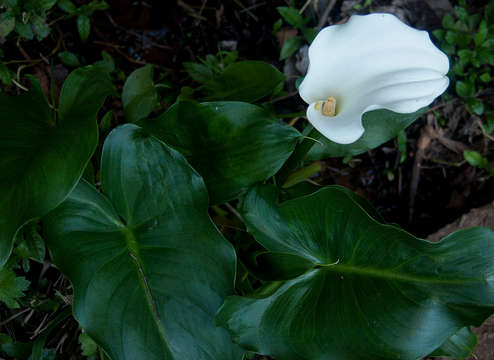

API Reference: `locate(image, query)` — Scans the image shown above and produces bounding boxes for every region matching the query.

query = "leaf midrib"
[122,226,174,357]
[320,263,484,285]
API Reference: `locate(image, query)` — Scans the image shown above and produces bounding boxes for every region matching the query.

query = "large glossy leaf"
[44,124,243,360]
[201,61,285,102]
[0,66,113,267]
[216,185,494,360]
[307,108,426,159]
[137,100,301,204]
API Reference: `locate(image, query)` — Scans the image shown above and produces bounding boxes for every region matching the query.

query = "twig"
[429,158,466,167]
[240,2,266,13]
[198,0,208,17]
[225,203,243,223]
[11,79,29,91]
[300,0,313,14]
[0,308,31,327]
[233,0,259,21]
[3,58,40,65]
[39,53,49,65]
[31,314,49,339]
[16,38,32,60]
[477,120,494,142]
[56,333,68,352]
[317,0,337,30]
[22,309,35,325]
[178,0,208,21]
[9,31,63,82]
[93,40,150,65]
[427,115,468,153]
[425,98,459,113]
[105,12,119,28]
[48,14,72,27]
[288,117,301,126]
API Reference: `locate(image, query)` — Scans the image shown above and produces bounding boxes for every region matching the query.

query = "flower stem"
[276,126,323,184]
[282,161,323,188]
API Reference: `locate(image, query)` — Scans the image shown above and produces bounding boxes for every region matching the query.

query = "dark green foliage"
[307,108,426,159]
[183,50,238,84]
[0,66,113,266]
[122,65,158,122]
[0,0,108,41]
[276,5,316,59]
[138,100,301,203]
[44,124,243,360]
[201,61,285,102]
[217,185,494,360]
[433,1,494,120]
[0,266,29,308]
[464,150,494,175]
[58,51,81,67]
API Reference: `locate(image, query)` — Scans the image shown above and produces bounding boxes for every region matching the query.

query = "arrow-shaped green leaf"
[138,100,301,204]
[201,61,285,103]
[0,66,113,267]
[44,124,243,360]
[216,185,494,360]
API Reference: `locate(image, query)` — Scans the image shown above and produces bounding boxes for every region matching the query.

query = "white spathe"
[299,13,450,144]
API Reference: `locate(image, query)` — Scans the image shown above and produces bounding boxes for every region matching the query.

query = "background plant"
[433,0,494,138]
[273,5,317,60]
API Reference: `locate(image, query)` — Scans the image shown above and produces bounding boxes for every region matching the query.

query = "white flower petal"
[299,13,450,144]
[307,102,365,144]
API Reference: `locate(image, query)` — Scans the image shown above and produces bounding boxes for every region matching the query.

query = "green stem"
[31,307,72,360]
[276,126,323,184]
[282,161,323,188]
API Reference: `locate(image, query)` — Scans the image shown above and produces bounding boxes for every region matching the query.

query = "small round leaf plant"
[299,13,449,144]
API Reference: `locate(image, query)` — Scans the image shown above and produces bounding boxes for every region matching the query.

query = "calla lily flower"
[299,13,449,144]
